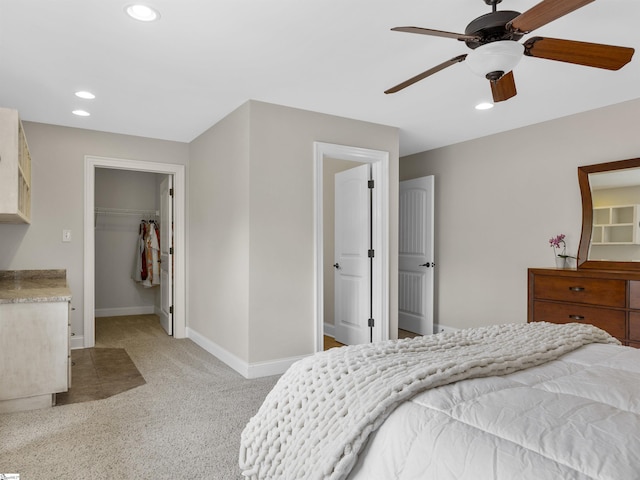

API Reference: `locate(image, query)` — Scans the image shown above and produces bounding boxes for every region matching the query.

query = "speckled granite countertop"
[0,270,72,304]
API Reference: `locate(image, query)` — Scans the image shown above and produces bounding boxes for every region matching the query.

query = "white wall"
[188,100,399,372]
[0,122,189,340]
[188,103,252,363]
[248,101,399,364]
[400,97,640,331]
[94,168,161,316]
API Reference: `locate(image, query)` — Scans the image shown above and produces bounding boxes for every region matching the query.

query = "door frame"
[313,142,389,352]
[83,155,186,348]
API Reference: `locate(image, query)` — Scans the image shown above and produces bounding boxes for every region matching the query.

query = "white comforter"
[239,322,618,480]
[348,342,640,480]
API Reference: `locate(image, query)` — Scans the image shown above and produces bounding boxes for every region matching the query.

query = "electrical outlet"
[434,325,460,334]
[62,229,72,242]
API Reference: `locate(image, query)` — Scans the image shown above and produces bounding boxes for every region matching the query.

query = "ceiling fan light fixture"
[466,40,524,80]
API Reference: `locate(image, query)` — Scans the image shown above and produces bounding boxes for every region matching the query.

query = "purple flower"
[549,234,566,248]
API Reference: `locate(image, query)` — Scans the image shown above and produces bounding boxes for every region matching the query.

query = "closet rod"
[94,207,159,217]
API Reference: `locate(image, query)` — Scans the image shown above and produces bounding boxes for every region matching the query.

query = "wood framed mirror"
[578,157,640,271]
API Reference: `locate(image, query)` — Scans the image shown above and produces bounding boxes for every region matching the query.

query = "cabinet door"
[0,302,69,400]
[0,107,31,223]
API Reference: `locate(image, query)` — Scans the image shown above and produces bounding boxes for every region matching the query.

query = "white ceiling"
[1,0,639,156]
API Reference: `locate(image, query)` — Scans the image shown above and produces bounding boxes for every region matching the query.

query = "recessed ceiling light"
[475,102,494,111]
[75,91,95,100]
[72,110,91,117]
[125,4,160,22]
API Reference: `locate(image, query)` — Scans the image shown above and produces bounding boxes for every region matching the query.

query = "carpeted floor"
[0,315,279,479]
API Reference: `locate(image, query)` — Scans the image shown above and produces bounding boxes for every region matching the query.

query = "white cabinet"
[0,270,72,412]
[0,301,70,413]
[0,107,31,223]
[592,204,640,245]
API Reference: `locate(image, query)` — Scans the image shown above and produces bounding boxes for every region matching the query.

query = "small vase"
[555,256,568,269]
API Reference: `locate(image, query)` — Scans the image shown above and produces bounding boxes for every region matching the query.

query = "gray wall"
[0,122,189,339]
[400,97,640,330]
[188,102,252,361]
[189,100,399,366]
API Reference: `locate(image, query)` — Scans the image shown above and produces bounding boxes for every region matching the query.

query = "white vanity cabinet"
[0,107,31,223]
[0,270,72,413]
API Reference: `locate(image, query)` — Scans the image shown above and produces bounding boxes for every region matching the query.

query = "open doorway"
[83,156,185,349]
[313,142,389,353]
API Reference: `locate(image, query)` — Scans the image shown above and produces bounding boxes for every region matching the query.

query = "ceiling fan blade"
[524,37,635,70]
[490,71,517,102]
[507,0,595,34]
[385,54,467,94]
[392,26,481,42]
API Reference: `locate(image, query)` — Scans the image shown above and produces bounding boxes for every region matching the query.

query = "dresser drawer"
[533,276,626,308]
[533,301,626,339]
[629,312,640,341]
[629,281,640,310]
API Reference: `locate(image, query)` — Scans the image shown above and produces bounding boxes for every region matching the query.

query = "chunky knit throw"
[239,322,618,480]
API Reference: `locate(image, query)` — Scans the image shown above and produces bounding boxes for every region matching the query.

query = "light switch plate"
[62,229,72,242]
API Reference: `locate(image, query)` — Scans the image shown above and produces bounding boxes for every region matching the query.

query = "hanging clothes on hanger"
[133,220,147,282]
[132,219,160,287]
[144,220,161,288]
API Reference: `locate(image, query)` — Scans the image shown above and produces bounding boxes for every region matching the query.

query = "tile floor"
[55,347,145,406]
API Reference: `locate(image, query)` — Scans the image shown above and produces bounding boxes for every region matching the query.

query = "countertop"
[0,269,72,304]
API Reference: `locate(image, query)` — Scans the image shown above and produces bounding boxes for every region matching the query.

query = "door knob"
[333,263,340,269]
[419,262,435,267]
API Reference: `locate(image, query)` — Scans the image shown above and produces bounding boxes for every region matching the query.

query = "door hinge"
[169,305,174,314]
[368,249,375,258]
[169,247,173,255]
[169,188,174,196]
[368,318,375,327]
[368,180,374,189]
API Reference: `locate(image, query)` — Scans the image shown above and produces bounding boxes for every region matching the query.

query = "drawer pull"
[568,315,585,320]
[569,286,585,292]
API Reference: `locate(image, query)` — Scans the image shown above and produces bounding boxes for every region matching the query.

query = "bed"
[239,322,640,480]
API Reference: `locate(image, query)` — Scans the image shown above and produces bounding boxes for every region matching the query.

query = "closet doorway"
[314,142,389,353]
[84,156,185,349]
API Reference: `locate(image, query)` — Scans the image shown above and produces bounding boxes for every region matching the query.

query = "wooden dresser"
[528,268,640,348]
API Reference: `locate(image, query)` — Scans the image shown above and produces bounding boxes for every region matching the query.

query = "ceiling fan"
[385,0,635,102]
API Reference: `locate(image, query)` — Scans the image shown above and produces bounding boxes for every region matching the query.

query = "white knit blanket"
[239,322,618,480]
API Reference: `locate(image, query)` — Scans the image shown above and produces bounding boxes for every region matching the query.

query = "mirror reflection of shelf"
[592,205,640,245]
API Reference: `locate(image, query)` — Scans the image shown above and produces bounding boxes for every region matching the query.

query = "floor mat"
[55,347,146,405]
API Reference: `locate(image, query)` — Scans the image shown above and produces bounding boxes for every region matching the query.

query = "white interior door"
[159,175,173,335]
[399,176,434,335]
[334,164,371,345]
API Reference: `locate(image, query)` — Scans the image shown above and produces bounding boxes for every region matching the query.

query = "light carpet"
[0,315,279,480]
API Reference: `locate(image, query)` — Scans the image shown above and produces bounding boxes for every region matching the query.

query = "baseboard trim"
[323,323,336,339]
[186,327,306,379]
[95,306,155,318]
[434,323,460,334]
[70,335,84,350]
